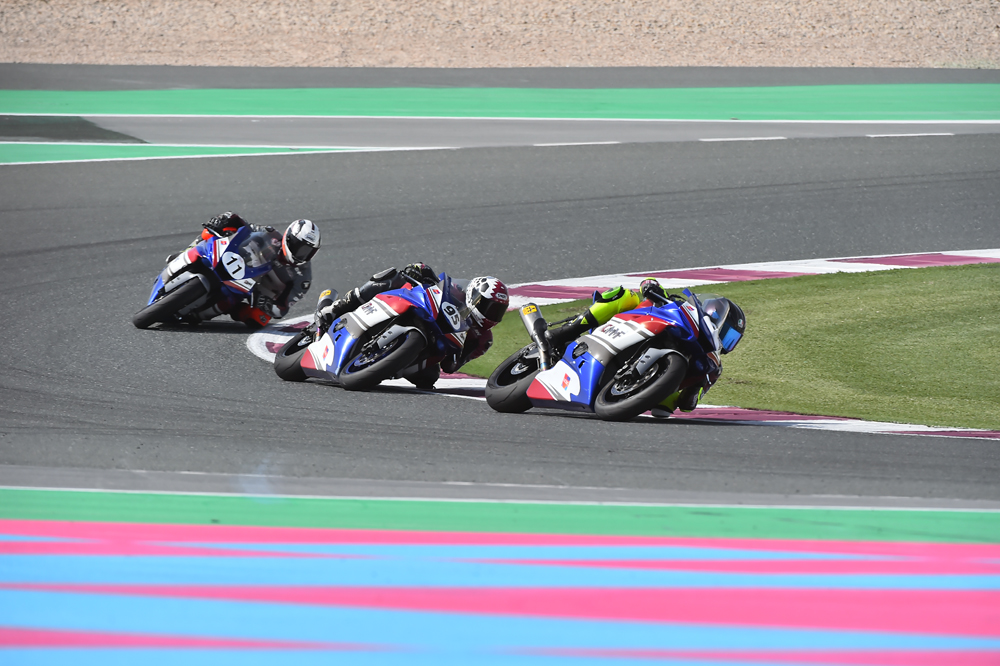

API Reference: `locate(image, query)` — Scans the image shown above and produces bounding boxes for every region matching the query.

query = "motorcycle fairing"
[298,275,468,383]
[145,226,269,307]
[526,338,607,411]
[524,300,702,412]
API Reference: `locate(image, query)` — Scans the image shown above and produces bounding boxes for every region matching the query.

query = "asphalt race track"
[2,66,1000,507]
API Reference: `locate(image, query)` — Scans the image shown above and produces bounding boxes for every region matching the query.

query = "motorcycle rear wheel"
[594,353,688,422]
[131,279,208,329]
[339,329,425,391]
[273,330,313,382]
[485,344,539,413]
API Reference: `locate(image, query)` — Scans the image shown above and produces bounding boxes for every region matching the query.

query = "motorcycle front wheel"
[339,329,425,391]
[594,353,688,422]
[273,330,314,382]
[131,279,208,329]
[485,344,540,413]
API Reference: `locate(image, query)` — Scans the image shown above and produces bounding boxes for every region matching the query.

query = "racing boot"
[400,361,440,390]
[317,289,361,328]
[544,312,598,351]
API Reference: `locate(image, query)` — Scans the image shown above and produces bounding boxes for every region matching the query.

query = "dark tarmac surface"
[2,66,999,506]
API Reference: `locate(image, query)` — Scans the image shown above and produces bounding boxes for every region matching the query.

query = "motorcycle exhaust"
[520,303,555,370]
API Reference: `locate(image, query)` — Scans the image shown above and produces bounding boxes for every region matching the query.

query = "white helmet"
[465,276,509,329]
[281,219,321,265]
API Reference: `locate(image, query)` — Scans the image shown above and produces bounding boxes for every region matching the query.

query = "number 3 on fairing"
[221,251,246,279]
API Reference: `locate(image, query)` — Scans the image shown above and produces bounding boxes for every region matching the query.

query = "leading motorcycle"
[485,289,726,421]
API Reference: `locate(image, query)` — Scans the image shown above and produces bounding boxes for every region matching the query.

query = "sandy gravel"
[1,1,998,69]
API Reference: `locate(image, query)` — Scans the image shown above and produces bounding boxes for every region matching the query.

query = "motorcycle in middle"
[273,274,470,391]
[485,289,726,421]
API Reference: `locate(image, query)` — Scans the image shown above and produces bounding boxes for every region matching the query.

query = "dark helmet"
[281,219,321,265]
[465,276,509,329]
[701,296,746,354]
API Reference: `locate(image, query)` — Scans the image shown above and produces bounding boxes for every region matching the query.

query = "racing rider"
[316,263,509,388]
[539,279,746,415]
[189,211,321,329]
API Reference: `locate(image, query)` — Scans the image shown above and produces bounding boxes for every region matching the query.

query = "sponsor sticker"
[220,251,246,279]
[319,339,336,369]
[597,323,626,340]
[521,304,537,315]
[441,302,462,330]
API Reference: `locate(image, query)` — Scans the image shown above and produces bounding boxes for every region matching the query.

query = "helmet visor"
[476,297,508,325]
[285,235,319,264]
[719,324,743,353]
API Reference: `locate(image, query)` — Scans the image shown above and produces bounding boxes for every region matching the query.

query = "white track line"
[533,141,621,147]
[5,483,997,511]
[866,133,955,138]
[700,136,786,142]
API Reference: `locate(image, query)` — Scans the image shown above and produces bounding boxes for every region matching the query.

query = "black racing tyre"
[485,344,540,413]
[594,352,688,422]
[339,329,426,392]
[131,279,208,329]
[273,330,314,382]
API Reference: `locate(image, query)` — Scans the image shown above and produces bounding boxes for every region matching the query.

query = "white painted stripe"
[866,133,955,138]
[507,295,581,310]
[942,248,1000,259]
[0,145,456,166]
[721,259,902,274]
[6,112,1000,124]
[700,136,786,142]
[533,141,620,147]
[2,484,995,511]
[0,141,453,151]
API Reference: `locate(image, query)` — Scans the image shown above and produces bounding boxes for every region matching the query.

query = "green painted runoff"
[1,488,997,543]
[2,84,999,120]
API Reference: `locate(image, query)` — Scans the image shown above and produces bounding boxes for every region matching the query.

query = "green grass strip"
[2,84,998,120]
[0,143,346,164]
[466,264,1000,430]
[1,488,996,543]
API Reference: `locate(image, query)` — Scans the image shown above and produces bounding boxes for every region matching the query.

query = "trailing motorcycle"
[132,226,272,329]
[486,289,730,421]
[273,274,470,391]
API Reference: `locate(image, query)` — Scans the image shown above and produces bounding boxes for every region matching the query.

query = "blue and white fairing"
[299,274,470,382]
[145,226,273,306]
[525,289,721,412]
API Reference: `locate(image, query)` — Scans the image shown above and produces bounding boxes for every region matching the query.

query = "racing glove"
[639,278,667,303]
[203,211,248,237]
[255,295,277,318]
[401,262,438,286]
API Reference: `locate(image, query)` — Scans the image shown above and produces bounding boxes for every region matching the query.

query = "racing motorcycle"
[485,289,729,421]
[132,226,272,329]
[273,274,470,391]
